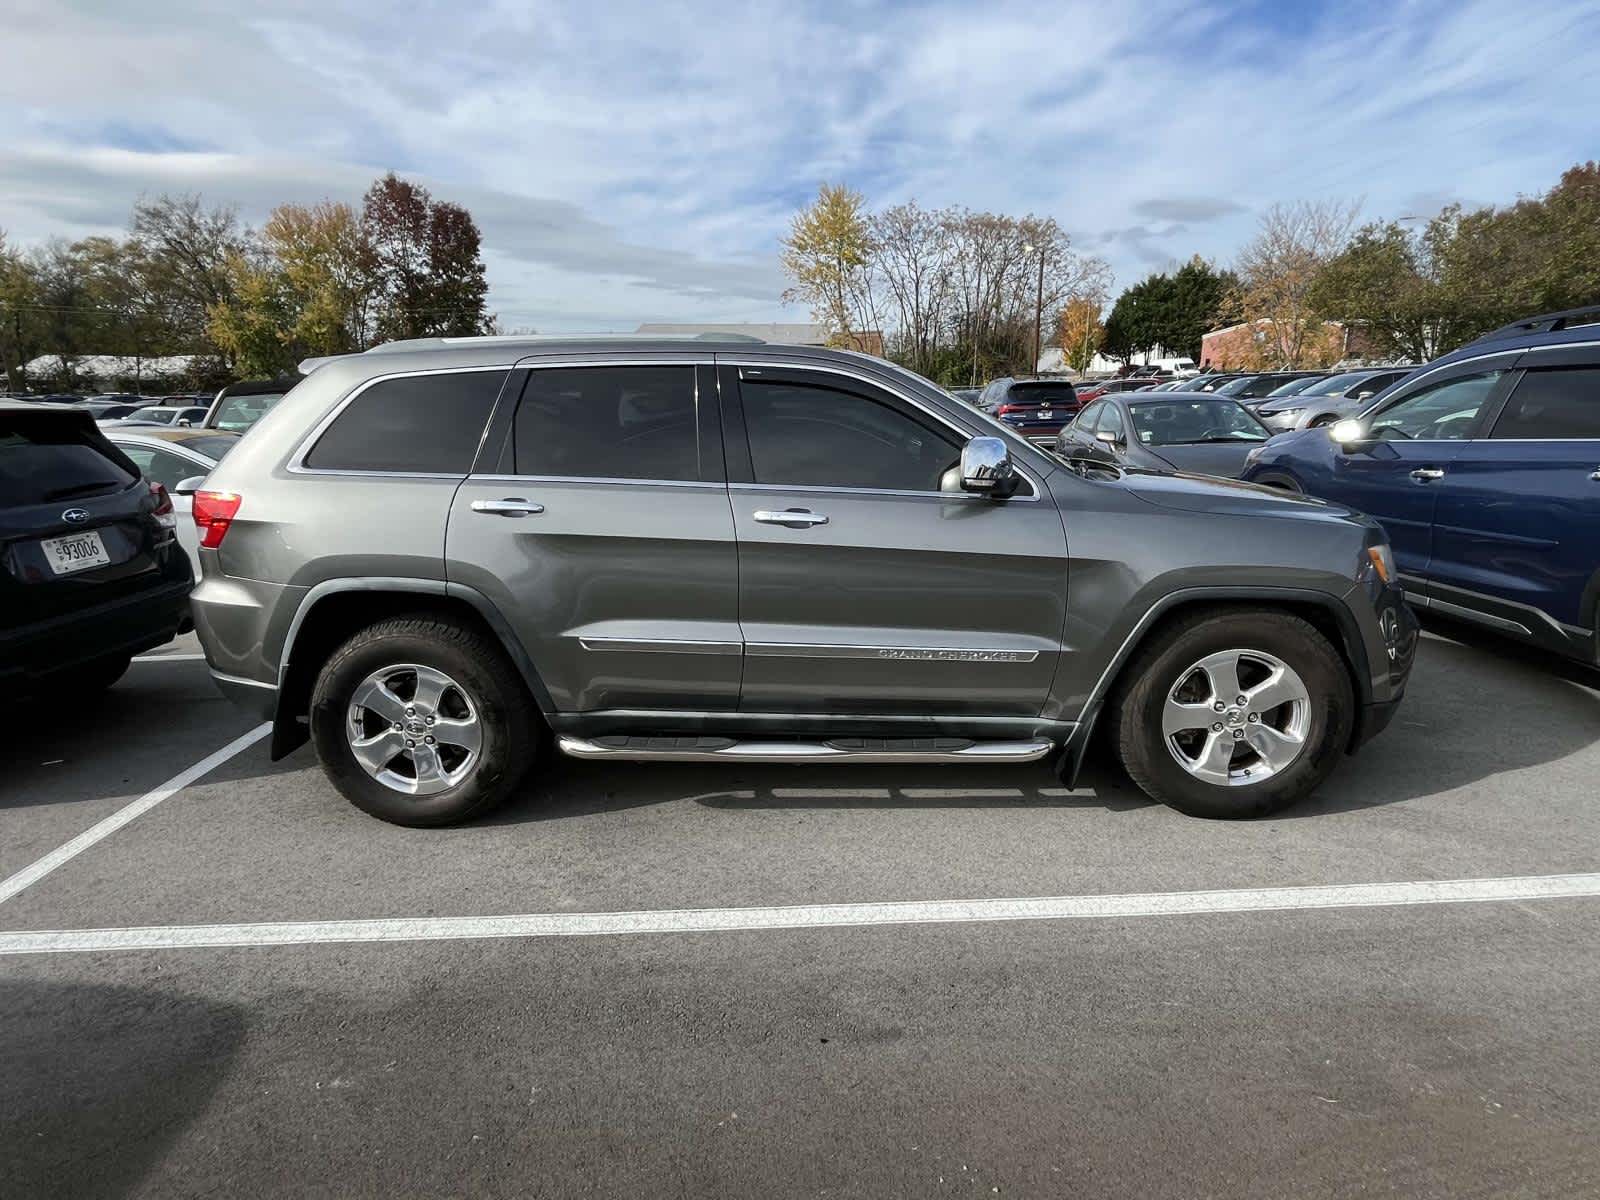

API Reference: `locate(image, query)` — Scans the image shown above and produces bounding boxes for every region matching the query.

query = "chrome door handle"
[471,497,544,517]
[1590,469,1600,482]
[1410,467,1445,482]
[753,508,829,528]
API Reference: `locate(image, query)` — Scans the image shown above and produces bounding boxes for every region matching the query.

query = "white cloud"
[2,0,1597,330]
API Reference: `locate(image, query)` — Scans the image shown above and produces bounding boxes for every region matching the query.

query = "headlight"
[1363,543,1395,585]
[1272,407,1302,419]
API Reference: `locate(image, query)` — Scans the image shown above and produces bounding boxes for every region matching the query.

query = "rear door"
[1429,356,1600,634]
[0,407,167,630]
[446,359,741,714]
[1324,362,1516,588]
[721,361,1067,717]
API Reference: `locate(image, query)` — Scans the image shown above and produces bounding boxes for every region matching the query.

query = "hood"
[1142,441,1261,479]
[1115,465,1364,523]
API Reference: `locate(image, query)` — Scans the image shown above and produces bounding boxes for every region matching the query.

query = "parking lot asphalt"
[3,621,1599,1197]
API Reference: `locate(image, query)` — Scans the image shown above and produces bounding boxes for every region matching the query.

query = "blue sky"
[3,0,1598,332]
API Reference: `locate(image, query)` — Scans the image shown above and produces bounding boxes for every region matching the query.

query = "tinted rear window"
[1008,383,1077,405]
[305,371,506,474]
[0,413,137,506]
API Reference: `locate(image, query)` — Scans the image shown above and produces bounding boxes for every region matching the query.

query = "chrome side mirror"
[174,475,207,497]
[960,436,1018,498]
[1094,429,1119,446]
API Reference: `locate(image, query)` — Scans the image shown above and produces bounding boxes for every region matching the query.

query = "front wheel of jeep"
[1109,608,1354,819]
[310,614,540,827]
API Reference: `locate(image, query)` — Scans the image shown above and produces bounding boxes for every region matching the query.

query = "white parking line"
[2,872,1596,956]
[132,652,209,662]
[0,723,270,907]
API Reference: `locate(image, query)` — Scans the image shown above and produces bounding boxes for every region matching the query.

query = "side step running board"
[557,735,1055,764]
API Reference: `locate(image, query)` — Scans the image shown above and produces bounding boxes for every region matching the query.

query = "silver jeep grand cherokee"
[188,334,1417,826]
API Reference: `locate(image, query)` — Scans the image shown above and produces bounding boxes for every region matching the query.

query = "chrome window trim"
[285,364,516,477]
[732,481,989,502]
[468,473,724,490]
[721,356,1045,502]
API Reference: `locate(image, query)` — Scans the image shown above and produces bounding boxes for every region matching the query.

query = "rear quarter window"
[303,370,507,473]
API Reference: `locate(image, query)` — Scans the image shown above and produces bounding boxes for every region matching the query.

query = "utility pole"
[970,262,982,388]
[1031,248,1045,374]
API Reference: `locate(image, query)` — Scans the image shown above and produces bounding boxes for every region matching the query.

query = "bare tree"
[1233,199,1359,367]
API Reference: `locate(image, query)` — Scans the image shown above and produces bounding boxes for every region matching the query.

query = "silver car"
[104,427,240,578]
[188,335,1417,827]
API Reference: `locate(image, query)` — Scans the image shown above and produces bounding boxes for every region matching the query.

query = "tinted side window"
[513,366,701,481]
[1097,403,1126,440]
[117,445,198,490]
[740,377,961,492]
[1490,368,1600,440]
[1074,401,1104,430]
[305,370,505,473]
[1369,372,1504,441]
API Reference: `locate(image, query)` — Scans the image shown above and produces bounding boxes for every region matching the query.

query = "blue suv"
[1243,307,1600,664]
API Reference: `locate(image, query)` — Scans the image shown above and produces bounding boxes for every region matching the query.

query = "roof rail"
[365,332,768,354]
[1463,305,1600,348]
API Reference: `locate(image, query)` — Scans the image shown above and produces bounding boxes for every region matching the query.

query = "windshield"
[128,406,175,423]
[1264,376,1322,398]
[1129,398,1269,445]
[1300,372,1371,397]
[210,391,286,432]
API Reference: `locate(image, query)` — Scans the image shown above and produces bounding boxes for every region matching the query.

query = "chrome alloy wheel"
[345,663,482,795]
[1161,648,1311,786]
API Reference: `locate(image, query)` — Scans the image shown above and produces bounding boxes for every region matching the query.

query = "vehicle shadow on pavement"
[474,756,1156,826]
[3,669,260,811]
[0,979,245,1199]
[487,630,1600,826]
[1277,626,1600,818]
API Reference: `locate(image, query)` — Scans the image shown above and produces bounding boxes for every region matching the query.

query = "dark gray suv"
[189,335,1418,826]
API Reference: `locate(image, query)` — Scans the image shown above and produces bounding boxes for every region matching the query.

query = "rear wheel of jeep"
[1110,608,1354,819]
[310,614,539,827]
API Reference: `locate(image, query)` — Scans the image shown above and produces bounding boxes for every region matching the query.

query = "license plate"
[1038,409,1053,419]
[41,530,110,575]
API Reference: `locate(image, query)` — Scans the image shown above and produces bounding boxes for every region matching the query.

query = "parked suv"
[1243,307,1600,663]
[191,337,1416,827]
[976,377,1081,442]
[1,401,193,694]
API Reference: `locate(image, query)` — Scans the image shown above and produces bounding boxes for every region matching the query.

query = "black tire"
[34,654,131,700]
[1108,608,1354,819]
[310,614,539,827]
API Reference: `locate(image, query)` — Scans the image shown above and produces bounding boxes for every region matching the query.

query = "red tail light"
[193,490,242,549]
[995,403,1021,416]
[148,480,173,517]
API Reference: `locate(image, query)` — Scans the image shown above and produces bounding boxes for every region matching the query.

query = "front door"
[721,363,1068,716]
[1325,366,1514,588]
[1430,361,1600,632]
[446,360,742,713]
